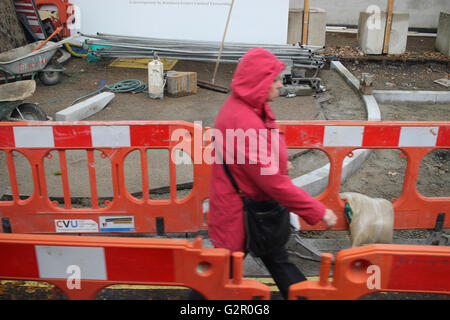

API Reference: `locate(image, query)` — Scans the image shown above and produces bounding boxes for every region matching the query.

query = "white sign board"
[70,0,289,44]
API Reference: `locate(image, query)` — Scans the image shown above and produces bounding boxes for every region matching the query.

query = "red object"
[129,124,170,147]
[52,125,92,148]
[104,247,175,282]
[42,17,64,40]
[208,48,326,253]
[361,125,402,147]
[279,120,450,231]
[1,234,448,300]
[32,26,63,52]
[289,244,450,299]
[35,0,73,37]
[388,255,449,292]
[0,120,449,235]
[0,234,270,300]
[0,121,211,230]
[437,126,450,146]
[14,0,48,40]
[0,243,39,278]
[0,127,15,148]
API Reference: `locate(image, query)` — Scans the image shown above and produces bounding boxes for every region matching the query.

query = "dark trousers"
[189,246,306,300]
[259,247,307,299]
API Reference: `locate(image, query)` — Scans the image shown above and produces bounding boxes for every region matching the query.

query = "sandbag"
[340,192,394,247]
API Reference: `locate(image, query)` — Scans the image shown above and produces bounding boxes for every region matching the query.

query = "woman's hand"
[322,209,337,229]
[287,161,293,173]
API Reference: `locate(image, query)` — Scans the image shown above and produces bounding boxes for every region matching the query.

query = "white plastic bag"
[340,192,394,247]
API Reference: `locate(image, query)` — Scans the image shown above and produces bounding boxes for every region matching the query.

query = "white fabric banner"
[69,0,289,44]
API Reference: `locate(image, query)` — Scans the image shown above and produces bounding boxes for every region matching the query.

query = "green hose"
[70,79,148,106]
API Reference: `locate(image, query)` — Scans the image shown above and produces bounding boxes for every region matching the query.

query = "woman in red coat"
[208,47,337,299]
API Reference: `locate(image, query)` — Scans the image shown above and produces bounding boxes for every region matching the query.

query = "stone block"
[436,12,450,56]
[358,11,409,55]
[331,61,360,91]
[389,12,409,54]
[55,92,115,121]
[287,8,327,46]
[287,9,303,45]
[166,71,197,97]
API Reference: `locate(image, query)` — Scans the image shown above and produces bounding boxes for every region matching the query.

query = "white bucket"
[148,59,164,99]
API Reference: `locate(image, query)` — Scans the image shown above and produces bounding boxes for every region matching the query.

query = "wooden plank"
[212,0,234,84]
[383,0,395,54]
[109,58,178,71]
[302,0,310,45]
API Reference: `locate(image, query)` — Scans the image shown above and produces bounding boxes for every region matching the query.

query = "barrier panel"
[0,120,449,233]
[35,0,74,37]
[0,233,270,300]
[0,121,210,234]
[288,244,450,300]
[279,121,450,230]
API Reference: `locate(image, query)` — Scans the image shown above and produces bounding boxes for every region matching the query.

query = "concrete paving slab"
[55,92,115,121]
[331,61,360,91]
[373,90,450,104]
[436,12,450,56]
[358,11,410,55]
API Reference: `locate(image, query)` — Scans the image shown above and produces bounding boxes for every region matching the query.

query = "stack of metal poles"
[82,33,326,69]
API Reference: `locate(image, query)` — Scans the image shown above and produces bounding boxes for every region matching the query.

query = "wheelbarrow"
[0,37,74,86]
[0,80,48,121]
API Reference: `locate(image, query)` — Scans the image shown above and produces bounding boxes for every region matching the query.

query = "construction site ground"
[0,32,449,300]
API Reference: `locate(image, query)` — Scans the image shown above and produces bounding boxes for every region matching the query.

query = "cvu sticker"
[55,219,99,233]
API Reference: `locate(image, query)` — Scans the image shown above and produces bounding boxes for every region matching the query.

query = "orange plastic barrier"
[0,121,210,234]
[0,233,270,300]
[35,0,73,37]
[288,244,450,300]
[278,121,450,231]
[0,120,449,234]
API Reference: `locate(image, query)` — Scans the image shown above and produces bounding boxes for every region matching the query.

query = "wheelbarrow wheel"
[39,59,62,86]
[10,103,48,121]
[38,69,62,86]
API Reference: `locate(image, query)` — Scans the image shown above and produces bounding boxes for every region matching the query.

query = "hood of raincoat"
[231,48,285,121]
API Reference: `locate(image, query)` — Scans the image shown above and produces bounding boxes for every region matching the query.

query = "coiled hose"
[70,79,148,106]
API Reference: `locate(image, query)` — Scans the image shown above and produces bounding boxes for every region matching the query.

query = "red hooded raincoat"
[208,48,326,253]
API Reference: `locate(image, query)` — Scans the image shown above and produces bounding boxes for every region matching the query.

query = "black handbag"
[222,162,291,257]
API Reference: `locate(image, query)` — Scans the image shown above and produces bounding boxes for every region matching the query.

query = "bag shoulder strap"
[215,144,243,196]
[222,162,242,195]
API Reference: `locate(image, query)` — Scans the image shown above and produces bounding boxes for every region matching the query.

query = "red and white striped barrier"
[0,233,270,300]
[282,123,449,148]
[0,121,449,233]
[0,123,171,148]
[14,0,47,40]
[0,122,449,149]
